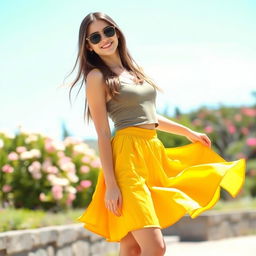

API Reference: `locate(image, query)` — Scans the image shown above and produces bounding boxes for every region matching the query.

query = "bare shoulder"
[86,68,104,82]
[87,68,107,91]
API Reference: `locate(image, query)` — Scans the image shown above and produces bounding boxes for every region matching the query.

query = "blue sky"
[0,0,255,140]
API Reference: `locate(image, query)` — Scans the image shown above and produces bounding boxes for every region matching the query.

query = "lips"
[101,41,113,49]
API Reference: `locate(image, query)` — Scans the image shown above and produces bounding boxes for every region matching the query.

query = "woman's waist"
[114,125,157,138]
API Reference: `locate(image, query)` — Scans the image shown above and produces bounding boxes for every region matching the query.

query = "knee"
[120,244,141,256]
[154,244,166,256]
[131,245,141,256]
[159,243,167,256]
[143,243,166,256]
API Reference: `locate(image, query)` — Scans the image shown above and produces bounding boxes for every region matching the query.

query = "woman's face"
[86,19,119,56]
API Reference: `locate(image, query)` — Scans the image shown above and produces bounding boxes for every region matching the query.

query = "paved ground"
[164,235,256,256]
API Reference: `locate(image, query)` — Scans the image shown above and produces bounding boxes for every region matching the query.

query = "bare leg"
[131,227,166,256]
[119,231,141,256]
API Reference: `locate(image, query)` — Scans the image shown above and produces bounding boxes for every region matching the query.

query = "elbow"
[97,130,112,141]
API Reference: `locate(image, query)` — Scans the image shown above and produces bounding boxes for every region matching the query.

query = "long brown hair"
[66,12,163,124]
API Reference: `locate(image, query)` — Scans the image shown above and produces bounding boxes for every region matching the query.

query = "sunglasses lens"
[90,33,101,44]
[104,26,115,37]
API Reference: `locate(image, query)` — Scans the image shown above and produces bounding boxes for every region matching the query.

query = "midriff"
[134,123,156,129]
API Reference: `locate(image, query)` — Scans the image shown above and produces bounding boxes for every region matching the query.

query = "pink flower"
[66,193,76,206]
[64,136,81,146]
[28,161,42,179]
[8,152,19,161]
[51,185,63,200]
[82,156,90,163]
[90,159,101,168]
[28,161,41,173]
[68,193,76,200]
[16,146,27,153]
[46,166,59,174]
[246,138,256,147]
[80,180,92,189]
[39,192,47,201]
[204,125,213,133]
[249,169,256,176]
[236,152,247,159]
[60,162,75,173]
[198,112,207,118]
[58,156,72,164]
[241,127,249,135]
[192,119,202,126]
[241,107,256,117]
[44,141,55,153]
[227,124,236,134]
[3,184,12,193]
[2,164,14,173]
[76,185,83,192]
[31,172,42,180]
[57,151,65,158]
[80,165,90,173]
[234,114,242,122]
[42,159,52,172]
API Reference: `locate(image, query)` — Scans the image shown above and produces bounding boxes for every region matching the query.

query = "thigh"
[120,231,141,250]
[131,227,166,251]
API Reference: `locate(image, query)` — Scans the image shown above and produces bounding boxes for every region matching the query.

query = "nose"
[101,32,109,41]
[100,33,112,47]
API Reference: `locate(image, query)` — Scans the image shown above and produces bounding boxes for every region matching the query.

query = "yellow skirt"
[76,126,246,242]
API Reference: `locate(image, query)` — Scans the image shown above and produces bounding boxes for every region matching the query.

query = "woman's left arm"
[156,113,212,147]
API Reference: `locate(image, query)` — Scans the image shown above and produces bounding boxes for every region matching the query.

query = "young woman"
[69,12,246,256]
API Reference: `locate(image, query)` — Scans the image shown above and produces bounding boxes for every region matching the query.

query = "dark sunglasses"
[86,25,116,45]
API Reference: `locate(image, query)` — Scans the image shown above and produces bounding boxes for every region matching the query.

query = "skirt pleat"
[76,126,246,242]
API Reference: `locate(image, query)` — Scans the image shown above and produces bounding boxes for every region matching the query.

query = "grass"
[0,207,85,232]
[0,196,255,232]
[212,196,256,211]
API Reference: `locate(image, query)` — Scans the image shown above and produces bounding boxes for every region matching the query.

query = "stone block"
[5,230,34,254]
[55,225,79,247]
[208,213,223,226]
[0,233,6,250]
[162,215,208,241]
[35,226,58,245]
[56,246,73,256]
[88,232,103,242]
[230,212,242,223]
[46,245,55,256]
[91,241,104,255]
[34,248,48,256]
[76,225,91,239]
[72,240,90,256]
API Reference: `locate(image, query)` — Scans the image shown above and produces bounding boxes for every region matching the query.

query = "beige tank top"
[106,76,159,131]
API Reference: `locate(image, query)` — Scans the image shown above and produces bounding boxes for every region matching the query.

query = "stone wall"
[162,209,256,241]
[1,209,256,255]
[0,224,119,256]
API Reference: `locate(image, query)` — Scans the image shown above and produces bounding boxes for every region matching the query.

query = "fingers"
[201,134,211,147]
[117,196,123,215]
[105,198,122,216]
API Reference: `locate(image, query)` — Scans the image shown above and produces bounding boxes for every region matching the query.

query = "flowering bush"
[190,106,256,197]
[158,104,256,198]
[0,128,101,211]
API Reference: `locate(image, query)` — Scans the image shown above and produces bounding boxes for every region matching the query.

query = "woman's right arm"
[85,68,122,216]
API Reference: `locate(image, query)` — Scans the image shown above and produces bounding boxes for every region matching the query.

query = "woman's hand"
[186,130,212,148]
[105,185,123,217]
